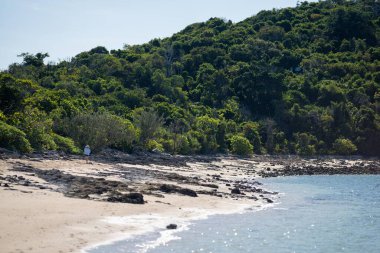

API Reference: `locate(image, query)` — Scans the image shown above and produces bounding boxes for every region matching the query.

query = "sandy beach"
[1,152,379,253]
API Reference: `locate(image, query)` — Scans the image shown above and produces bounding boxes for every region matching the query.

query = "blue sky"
[0,0,311,69]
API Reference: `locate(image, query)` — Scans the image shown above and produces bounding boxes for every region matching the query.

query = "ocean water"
[88,175,380,253]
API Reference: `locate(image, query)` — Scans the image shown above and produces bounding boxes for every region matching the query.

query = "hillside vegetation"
[1,0,379,156]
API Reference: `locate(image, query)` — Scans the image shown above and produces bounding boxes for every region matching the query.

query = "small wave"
[81,214,179,253]
[135,223,190,253]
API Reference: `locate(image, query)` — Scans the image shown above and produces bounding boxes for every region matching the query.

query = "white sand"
[0,157,265,253]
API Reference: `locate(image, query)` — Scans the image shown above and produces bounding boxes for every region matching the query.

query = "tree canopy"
[1,0,379,156]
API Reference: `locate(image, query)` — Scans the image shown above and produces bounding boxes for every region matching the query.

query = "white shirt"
[84,146,91,156]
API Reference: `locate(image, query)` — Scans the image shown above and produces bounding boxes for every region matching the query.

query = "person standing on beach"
[84,144,91,163]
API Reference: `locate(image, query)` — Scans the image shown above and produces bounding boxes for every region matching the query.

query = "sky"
[0,0,312,69]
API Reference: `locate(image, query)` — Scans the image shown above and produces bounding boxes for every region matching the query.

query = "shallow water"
[89,175,380,253]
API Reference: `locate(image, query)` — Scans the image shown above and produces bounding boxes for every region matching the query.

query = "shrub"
[195,116,220,153]
[146,139,164,152]
[230,135,253,156]
[60,112,137,152]
[0,110,5,121]
[294,132,317,156]
[178,135,191,154]
[183,131,202,154]
[134,109,164,144]
[51,133,80,154]
[112,119,138,152]
[10,107,56,151]
[158,138,175,153]
[333,138,357,155]
[241,121,262,154]
[28,130,57,151]
[0,121,32,153]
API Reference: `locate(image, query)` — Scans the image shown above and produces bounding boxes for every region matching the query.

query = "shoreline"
[1,152,379,253]
[82,201,265,253]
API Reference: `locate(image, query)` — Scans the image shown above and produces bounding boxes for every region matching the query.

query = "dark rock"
[159,184,198,197]
[166,224,177,229]
[107,192,144,204]
[20,190,32,194]
[199,183,218,189]
[231,188,241,194]
[22,180,30,186]
[159,184,176,193]
[264,198,273,203]
[249,196,258,201]
[3,183,9,187]
[178,188,198,197]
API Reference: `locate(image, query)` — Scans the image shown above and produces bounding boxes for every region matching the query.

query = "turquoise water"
[90,175,380,253]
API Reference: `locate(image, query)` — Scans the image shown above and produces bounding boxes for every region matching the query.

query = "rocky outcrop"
[0,174,51,190]
[231,188,241,194]
[159,184,198,197]
[107,192,144,204]
[10,164,145,204]
[259,163,380,177]
[166,224,177,229]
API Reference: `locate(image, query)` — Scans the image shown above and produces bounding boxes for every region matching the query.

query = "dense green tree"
[294,132,317,156]
[18,52,49,67]
[9,107,56,151]
[0,74,37,114]
[230,135,253,156]
[194,115,220,153]
[333,138,357,155]
[327,6,376,45]
[0,120,32,153]
[241,121,262,154]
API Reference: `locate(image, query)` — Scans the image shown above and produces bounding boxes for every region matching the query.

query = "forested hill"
[1,0,380,156]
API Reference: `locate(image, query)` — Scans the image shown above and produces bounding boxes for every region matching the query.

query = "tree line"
[1,0,379,156]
